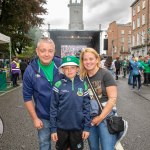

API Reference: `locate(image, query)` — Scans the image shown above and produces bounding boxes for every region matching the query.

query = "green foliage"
[0,0,47,55]
[17,46,36,59]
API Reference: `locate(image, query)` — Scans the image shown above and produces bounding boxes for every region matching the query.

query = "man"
[114,56,120,80]
[23,38,61,150]
[20,59,28,80]
[128,55,134,85]
[122,58,127,78]
[11,57,20,87]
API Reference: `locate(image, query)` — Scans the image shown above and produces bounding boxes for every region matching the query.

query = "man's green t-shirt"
[38,59,54,85]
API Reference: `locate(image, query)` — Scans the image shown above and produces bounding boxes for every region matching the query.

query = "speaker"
[103,39,108,50]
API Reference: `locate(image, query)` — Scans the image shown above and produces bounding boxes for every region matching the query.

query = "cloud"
[84,0,134,30]
[42,0,135,30]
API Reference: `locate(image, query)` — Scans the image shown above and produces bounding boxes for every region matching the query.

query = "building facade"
[131,0,150,56]
[68,0,84,30]
[107,21,132,59]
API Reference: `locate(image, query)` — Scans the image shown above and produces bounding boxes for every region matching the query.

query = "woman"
[130,57,144,91]
[80,48,126,150]
[104,56,115,77]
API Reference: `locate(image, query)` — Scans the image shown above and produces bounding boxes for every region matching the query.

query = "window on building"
[132,35,135,46]
[121,46,124,52]
[137,3,140,12]
[142,14,145,25]
[133,7,136,16]
[121,30,124,34]
[121,37,124,43]
[128,36,131,43]
[114,47,117,53]
[128,45,131,52]
[74,10,78,14]
[137,16,140,27]
[142,0,146,9]
[128,30,131,34]
[133,20,136,30]
[137,32,141,45]
[142,30,145,44]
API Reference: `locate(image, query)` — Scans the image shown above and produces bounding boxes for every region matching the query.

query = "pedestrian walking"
[142,55,150,86]
[122,58,127,78]
[130,57,144,91]
[80,48,128,150]
[114,57,120,80]
[104,56,115,77]
[128,55,135,85]
[20,59,28,80]
[11,57,20,87]
[50,56,91,150]
[22,37,62,150]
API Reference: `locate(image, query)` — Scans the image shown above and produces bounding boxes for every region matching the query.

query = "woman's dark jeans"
[133,74,141,90]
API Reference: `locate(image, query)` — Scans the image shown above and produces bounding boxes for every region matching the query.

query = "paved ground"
[116,78,150,150]
[0,78,150,150]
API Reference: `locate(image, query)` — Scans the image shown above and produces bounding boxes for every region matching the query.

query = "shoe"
[131,88,135,91]
[138,88,141,92]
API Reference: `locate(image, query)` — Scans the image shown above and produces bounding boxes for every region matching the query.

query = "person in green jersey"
[23,37,62,150]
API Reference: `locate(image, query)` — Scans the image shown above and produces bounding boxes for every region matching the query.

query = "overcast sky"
[41,0,135,30]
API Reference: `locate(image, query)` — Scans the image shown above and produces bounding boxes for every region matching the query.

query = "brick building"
[107,21,132,59]
[131,0,150,56]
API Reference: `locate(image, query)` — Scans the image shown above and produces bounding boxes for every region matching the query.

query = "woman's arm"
[91,85,117,126]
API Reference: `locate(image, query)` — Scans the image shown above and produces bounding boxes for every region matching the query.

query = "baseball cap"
[60,56,79,68]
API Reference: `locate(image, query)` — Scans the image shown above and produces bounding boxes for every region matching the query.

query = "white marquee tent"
[0,33,10,44]
[0,33,11,61]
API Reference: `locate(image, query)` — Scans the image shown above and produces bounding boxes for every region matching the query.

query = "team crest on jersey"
[77,88,83,96]
[35,74,41,78]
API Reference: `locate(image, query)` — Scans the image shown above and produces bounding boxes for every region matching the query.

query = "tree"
[0,0,47,55]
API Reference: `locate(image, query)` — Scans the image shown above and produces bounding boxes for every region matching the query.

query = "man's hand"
[51,133,58,142]
[33,118,43,129]
[82,131,90,140]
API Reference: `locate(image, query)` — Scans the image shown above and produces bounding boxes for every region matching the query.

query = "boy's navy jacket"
[23,56,62,120]
[50,75,91,133]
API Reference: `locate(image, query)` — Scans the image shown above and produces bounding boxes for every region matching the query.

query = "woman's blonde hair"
[80,48,101,79]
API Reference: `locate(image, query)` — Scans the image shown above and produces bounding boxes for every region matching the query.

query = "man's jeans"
[88,120,117,150]
[38,119,51,150]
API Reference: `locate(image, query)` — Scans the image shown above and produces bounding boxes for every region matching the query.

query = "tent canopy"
[0,33,10,44]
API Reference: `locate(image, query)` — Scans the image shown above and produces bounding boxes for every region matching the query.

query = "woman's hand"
[91,116,102,126]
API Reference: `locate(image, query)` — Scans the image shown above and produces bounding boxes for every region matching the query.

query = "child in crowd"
[50,56,91,150]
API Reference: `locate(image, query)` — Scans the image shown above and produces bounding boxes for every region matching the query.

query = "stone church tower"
[68,0,84,30]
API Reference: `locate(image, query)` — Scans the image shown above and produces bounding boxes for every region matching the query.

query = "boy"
[50,56,91,150]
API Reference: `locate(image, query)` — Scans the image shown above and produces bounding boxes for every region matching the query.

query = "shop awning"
[0,33,10,44]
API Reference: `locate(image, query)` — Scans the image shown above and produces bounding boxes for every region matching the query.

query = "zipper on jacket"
[72,79,74,91]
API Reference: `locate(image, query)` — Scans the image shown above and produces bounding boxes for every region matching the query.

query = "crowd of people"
[101,55,150,91]
[21,37,130,150]
[10,57,28,87]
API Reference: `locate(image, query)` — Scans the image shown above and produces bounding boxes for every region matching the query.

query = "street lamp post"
[48,23,50,38]
[111,31,114,58]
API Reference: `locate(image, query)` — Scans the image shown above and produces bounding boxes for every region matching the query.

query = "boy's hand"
[51,133,58,142]
[82,131,90,140]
